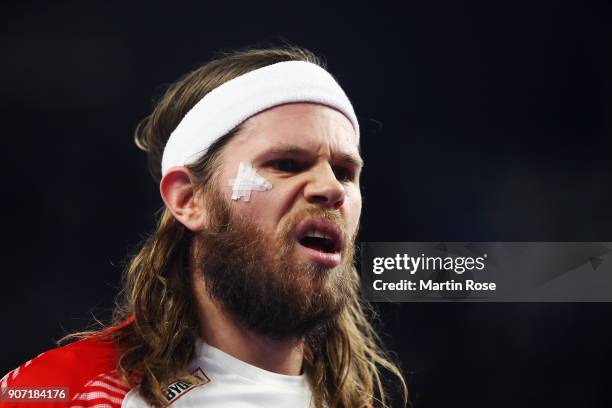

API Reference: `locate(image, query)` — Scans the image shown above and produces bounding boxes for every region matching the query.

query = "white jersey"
[123,340,313,408]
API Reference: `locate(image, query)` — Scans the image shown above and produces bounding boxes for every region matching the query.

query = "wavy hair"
[66,45,408,408]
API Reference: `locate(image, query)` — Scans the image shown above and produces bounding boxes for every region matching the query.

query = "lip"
[295,218,344,268]
[297,245,342,268]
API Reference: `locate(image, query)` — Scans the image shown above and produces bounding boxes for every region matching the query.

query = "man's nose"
[303,163,345,209]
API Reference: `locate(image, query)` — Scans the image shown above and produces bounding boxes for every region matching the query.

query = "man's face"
[219,103,362,261]
[196,102,363,339]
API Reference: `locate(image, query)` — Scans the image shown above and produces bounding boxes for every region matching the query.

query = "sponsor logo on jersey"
[164,367,211,404]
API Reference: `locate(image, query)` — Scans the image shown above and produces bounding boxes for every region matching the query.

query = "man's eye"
[270,159,301,173]
[333,167,355,182]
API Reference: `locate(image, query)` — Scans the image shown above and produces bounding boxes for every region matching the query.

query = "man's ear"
[160,166,208,232]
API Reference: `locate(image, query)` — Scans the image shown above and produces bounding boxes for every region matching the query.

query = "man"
[1,46,407,408]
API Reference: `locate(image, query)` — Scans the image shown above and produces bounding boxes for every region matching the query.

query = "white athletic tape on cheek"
[228,162,272,202]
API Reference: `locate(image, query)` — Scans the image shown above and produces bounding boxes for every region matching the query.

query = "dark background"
[2,1,611,407]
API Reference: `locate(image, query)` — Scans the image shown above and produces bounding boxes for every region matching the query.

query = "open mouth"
[300,232,337,253]
[296,219,343,255]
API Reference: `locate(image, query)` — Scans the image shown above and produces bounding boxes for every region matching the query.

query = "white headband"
[161,60,359,176]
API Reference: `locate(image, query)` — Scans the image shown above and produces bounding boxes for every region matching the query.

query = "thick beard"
[193,190,358,340]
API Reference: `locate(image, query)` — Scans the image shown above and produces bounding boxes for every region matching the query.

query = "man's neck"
[193,280,305,376]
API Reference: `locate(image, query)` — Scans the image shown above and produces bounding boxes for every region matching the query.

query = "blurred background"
[2,1,611,407]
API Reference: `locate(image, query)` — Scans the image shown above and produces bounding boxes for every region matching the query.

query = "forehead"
[225,103,360,159]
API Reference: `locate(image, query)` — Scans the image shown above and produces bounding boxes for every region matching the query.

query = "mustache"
[280,206,349,239]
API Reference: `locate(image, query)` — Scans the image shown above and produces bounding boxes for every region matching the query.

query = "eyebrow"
[265,144,364,169]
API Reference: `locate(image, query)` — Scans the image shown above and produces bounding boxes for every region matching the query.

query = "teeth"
[306,230,332,240]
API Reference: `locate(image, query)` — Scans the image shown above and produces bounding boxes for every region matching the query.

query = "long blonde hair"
[68,45,408,408]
